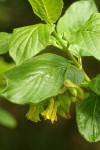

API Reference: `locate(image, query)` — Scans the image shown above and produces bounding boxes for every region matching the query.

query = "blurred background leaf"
[0,107,17,128]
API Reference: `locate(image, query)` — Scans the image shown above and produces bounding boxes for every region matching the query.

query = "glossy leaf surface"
[76,93,100,142]
[2,53,70,104]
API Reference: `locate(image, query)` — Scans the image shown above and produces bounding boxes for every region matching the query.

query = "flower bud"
[64,80,77,88]
[76,87,84,101]
[69,88,77,97]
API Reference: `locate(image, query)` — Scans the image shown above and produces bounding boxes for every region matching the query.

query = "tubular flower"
[26,105,40,123]
[41,98,60,123]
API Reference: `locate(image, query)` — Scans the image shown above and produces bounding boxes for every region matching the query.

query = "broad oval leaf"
[76,93,100,142]
[64,65,84,85]
[1,53,70,104]
[69,13,100,60]
[0,107,17,128]
[57,0,98,40]
[28,0,63,23]
[89,75,100,96]
[0,32,11,54]
[57,0,98,57]
[9,24,54,65]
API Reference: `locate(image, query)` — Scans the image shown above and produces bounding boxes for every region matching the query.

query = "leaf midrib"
[42,0,51,23]
[34,0,50,23]
[5,66,67,79]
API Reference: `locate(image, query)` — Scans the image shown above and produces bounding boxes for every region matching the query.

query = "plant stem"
[53,30,90,82]
[81,68,90,82]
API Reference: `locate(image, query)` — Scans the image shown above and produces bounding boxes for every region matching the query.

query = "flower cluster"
[26,80,84,123]
[26,98,61,123]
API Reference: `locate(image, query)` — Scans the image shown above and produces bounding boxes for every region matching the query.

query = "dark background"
[0,0,100,150]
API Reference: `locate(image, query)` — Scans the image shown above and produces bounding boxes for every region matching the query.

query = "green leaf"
[76,93,100,142]
[68,44,91,57]
[64,65,84,85]
[89,75,100,96]
[28,0,63,23]
[69,13,100,60]
[57,0,98,40]
[57,94,71,119]
[2,53,70,104]
[9,24,54,65]
[57,0,98,57]
[0,107,17,128]
[0,32,11,54]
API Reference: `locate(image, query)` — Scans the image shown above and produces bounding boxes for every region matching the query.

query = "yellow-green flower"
[41,98,60,123]
[26,105,40,123]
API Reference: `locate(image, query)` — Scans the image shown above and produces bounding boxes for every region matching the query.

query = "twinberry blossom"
[25,81,84,123]
[26,105,40,122]
[41,98,60,123]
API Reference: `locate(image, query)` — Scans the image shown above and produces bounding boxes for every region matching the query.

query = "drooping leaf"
[1,53,70,104]
[76,93,100,142]
[0,107,17,128]
[28,0,63,23]
[64,65,84,85]
[89,75,100,96]
[57,0,98,40]
[69,13,100,60]
[0,32,11,54]
[9,24,54,65]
